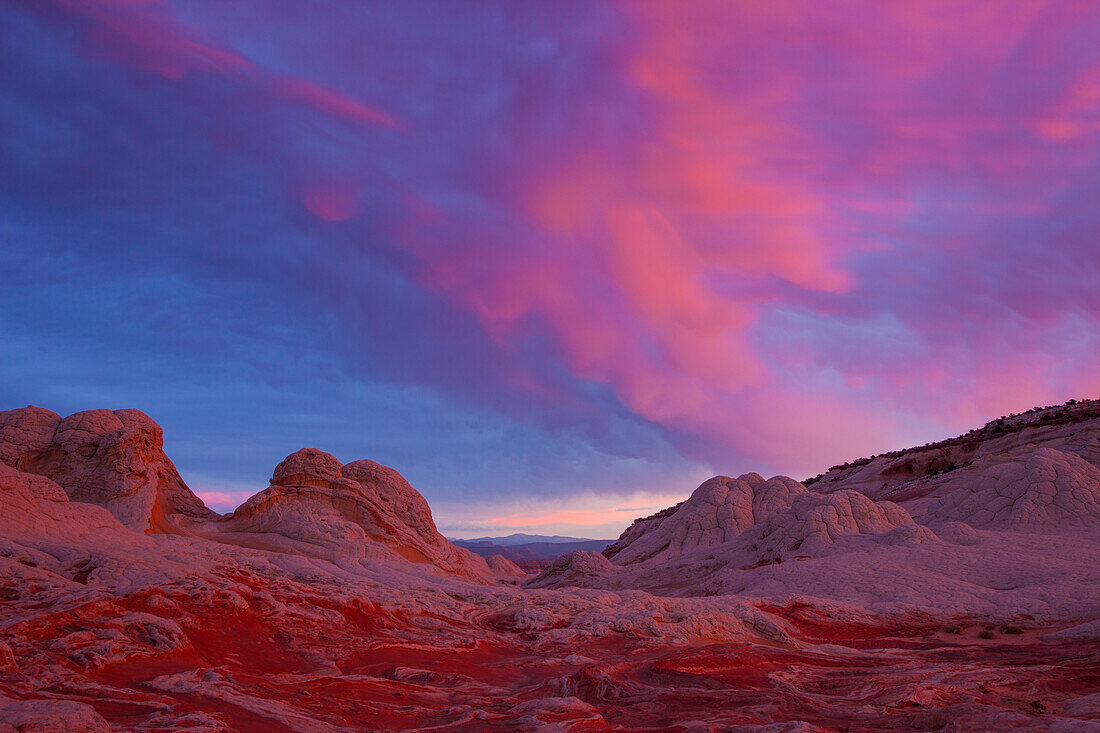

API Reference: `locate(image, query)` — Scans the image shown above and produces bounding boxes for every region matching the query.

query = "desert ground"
[2,401,1099,731]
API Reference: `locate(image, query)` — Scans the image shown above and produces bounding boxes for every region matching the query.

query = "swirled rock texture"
[2,400,1100,731]
[214,448,509,583]
[0,697,112,733]
[0,406,215,533]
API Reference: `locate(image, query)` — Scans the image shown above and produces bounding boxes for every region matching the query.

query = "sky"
[2,1,1099,539]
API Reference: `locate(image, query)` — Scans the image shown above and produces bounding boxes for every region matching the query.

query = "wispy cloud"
[3,0,1099,535]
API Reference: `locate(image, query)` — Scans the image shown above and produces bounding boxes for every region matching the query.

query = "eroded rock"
[605,474,807,564]
[0,406,215,533]
[918,447,1100,528]
[216,448,507,583]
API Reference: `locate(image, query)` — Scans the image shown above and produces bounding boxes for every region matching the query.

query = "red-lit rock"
[1,402,1099,731]
[0,406,215,533]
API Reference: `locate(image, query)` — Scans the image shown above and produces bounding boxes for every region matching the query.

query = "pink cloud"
[391,0,1100,472]
[275,77,400,129]
[488,509,625,529]
[195,490,256,513]
[41,0,399,130]
[22,0,1097,481]
[301,186,362,222]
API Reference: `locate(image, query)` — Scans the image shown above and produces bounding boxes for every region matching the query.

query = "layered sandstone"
[740,489,931,562]
[910,447,1100,528]
[807,399,1100,500]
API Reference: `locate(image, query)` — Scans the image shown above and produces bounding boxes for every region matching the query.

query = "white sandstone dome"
[604,473,808,565]
[220,448,508,583]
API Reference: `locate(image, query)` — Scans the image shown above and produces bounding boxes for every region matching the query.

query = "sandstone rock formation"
[525,550,617,589]
[0,406,215,532]
[0,408,524,585]
[915,447,1100,528]
[532,403,1100,603]
[1,400,1099,731]
[213,448,508,583]
[603,473,807,564]
[0,697,112,733]
[739,490,933,562]
[528,471,940,598]
[0,462,136,544]
[597,475,921,568]
[807,399,1100,500]
[485,553,528,582]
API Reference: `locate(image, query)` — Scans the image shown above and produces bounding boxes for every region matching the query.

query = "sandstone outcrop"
[526,550,617,589]
[533,481,937,596]
[1,401,1099,731]
[0,406,214,533]
[215,448,508,583]
[485,553,528,582]
[807,399,1100,500]
[603,473,807,564]
[740,490,932,562]
[0,462,136,543]
[0,698,112,733]
[916,447,1100,528]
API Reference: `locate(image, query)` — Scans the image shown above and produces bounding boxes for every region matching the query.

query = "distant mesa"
[453,535,614,571]
[455,533,607,546]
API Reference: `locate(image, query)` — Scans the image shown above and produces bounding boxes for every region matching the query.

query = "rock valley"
[2,401,1099,731]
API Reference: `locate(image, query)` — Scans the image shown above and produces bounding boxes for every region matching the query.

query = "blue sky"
[3,1,1098,537]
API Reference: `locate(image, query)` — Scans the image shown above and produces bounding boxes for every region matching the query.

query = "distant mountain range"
[4,399,1100,730]
[451,534,614,568]
[450,533,606,546]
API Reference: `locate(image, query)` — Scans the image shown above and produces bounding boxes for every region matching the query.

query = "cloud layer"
[2,1,1098,535]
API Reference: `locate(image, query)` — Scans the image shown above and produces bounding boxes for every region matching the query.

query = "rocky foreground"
[1,402,1099,731]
